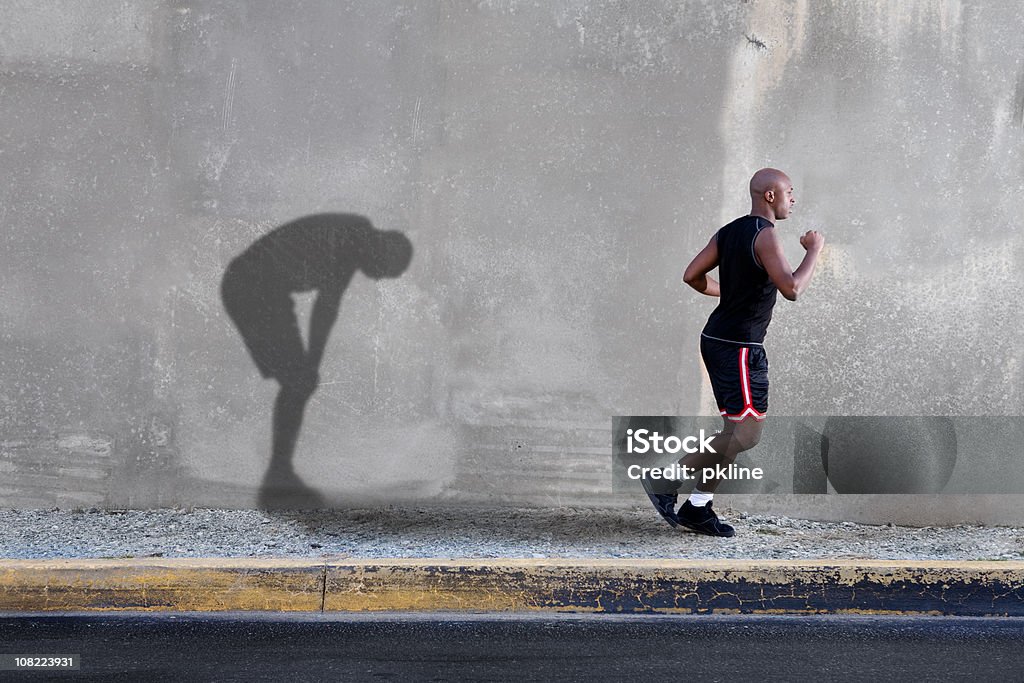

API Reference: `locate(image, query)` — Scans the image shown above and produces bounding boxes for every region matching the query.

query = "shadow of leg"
[258,385,326,509]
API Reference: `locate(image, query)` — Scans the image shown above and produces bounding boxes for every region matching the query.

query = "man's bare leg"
[671,417,764,537]
[677,418,735,477]
[684,418,764,494]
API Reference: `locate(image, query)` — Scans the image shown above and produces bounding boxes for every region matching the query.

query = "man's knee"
[732,420,764,451]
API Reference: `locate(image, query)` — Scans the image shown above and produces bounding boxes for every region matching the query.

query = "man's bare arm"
[682,236,721,297]
[753,228,824,301]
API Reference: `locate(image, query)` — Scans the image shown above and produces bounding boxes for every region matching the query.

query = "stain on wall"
[1,1,1022,520]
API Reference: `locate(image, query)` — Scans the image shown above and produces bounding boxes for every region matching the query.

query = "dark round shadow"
[821,416,957,494]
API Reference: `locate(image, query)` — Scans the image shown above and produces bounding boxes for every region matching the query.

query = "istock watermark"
[619,424,765,488]
[624,428,716,454]
[610,415,1024,495]
[622,426,764,484]
[625,462,764,484]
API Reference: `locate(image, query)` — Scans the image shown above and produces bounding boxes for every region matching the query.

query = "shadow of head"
[357,228,413,280]
[298,213,412,280]
[222,212,413,287]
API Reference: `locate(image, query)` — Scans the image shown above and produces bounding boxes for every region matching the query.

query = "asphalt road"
[1,612,1022,681]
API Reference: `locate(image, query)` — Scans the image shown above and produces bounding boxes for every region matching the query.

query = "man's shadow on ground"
[221,213,413,509]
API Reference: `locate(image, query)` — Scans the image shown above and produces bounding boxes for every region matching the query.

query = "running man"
[643,168,824,536]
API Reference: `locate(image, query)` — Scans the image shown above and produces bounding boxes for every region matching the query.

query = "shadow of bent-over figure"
[221,214,413,509]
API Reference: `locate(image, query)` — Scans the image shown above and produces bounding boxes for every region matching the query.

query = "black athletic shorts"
[700,334,768,422]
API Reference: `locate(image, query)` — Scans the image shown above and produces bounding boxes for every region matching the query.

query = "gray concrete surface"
[2,2,1023,522]
[1,506,1020,561]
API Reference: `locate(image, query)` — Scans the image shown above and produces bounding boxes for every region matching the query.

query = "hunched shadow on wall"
[220,213,413,509]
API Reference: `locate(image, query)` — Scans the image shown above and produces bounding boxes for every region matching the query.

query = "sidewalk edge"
[1,559,1021,616]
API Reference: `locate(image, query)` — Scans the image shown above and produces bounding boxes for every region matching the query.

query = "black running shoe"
[676,500,735,537]
[641,476,681,528]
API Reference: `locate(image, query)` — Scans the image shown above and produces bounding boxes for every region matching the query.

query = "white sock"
[688,489,713,507]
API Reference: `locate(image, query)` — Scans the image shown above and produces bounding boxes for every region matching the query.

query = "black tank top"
[701,215,778,344]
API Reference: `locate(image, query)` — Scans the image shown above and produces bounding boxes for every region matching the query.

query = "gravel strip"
[2,506,1022,561]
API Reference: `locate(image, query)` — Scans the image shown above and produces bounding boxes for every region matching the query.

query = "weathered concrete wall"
[2,1,1023,522]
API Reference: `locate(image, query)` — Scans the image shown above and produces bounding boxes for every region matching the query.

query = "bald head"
[749,167,795,221]
[749,168,790,198]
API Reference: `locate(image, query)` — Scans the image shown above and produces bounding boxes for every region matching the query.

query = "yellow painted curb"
[0,559,325,612]
[324,559,1024,615]
[0,559,1022,615]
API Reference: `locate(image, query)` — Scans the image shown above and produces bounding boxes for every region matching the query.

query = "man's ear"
[764,190,775,203]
